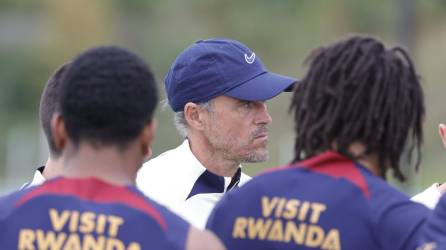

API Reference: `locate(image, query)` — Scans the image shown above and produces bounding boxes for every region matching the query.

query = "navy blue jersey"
[0,177,189,250]
[418,195,446,250]
[206,151,429,250]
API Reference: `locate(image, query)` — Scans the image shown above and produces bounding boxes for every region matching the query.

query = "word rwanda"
[18,209,141,250]
[232,196,341,249]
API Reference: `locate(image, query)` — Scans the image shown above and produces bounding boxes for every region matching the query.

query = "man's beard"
[208,125,269,163]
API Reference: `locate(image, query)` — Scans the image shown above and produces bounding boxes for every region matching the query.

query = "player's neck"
[187,136,239,177]
[347,142,381,177]
[43,156,64,180]
[61,143,142,186]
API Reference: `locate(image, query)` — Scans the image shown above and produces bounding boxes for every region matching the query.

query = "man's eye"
[242,101,254,108]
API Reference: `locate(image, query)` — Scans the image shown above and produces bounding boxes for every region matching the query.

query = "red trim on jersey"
[262,151,370,198]
[298,151,370,198]
[16,178,167,230]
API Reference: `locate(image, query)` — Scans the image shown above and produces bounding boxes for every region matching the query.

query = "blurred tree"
[42,0,112,63]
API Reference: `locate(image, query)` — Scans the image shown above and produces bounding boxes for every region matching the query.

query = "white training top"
[20,166,45,189]
[410,183,442,209]
[136,139,251,229]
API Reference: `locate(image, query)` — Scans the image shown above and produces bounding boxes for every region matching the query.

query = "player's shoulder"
[356,171,430,228]
[244,164,307,189]
[0,187,35,219]
[128,187,166,209]
[223,163,374,211]
[128,186,187,222]
[128,186,191,249]
[366,173,412,205]
[419,195,446,248]
[214,167,291,205]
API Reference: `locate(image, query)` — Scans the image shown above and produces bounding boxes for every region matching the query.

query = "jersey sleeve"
[0,189,32,246]
[0,188,29,219]
[411,183,441,209]
[376,200,429,249]
[205,198,221,232]
[128,186,191,250]
[160,205,191,250]
[205,192,235,248]
[418,195,446,249]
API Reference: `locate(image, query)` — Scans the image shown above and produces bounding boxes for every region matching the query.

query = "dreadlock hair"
[289,35,424,182]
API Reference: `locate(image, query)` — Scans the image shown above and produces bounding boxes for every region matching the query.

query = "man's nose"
[255,102,272,125]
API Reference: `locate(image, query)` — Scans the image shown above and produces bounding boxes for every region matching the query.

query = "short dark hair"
[59,46,158,149]
[290,35,424,182]
[39,63,70,158]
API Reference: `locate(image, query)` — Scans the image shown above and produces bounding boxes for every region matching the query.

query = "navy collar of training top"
[186,168,241,200]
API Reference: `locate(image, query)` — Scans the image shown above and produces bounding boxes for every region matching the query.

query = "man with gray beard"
[136,38,296,229]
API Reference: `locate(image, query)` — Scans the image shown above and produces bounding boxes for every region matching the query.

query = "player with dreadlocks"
[206,35,431,250]
[291,35,423,182]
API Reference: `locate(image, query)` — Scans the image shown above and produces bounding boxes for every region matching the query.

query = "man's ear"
[439,124,446,149]
[51,113,68,152]
[141,119,156,160]
[184,102,207,131]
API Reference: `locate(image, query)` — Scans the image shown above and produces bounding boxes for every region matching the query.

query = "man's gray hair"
[172,100,213,138]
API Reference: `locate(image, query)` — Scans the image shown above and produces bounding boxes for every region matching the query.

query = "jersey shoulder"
[0,178,191,250]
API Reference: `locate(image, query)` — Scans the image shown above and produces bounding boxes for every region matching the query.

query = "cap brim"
[223,72,297,101]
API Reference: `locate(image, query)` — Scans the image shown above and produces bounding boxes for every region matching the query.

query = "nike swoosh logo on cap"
[244,52,256,64]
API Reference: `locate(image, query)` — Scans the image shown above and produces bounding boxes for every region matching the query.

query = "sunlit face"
[202,95,272,163]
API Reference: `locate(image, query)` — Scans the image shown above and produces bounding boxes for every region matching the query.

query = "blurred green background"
[0,0,445,195]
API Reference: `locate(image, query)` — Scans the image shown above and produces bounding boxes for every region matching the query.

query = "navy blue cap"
[165,38,297,112]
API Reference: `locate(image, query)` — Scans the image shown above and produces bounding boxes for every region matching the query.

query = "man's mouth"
[253,131,268,142]
[254,133,268,139]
